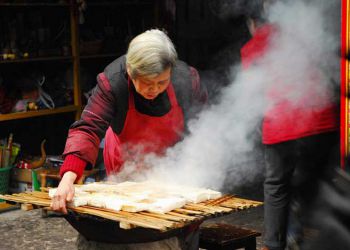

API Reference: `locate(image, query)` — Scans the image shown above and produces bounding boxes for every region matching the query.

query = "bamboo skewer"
[110,210,177,228]
[0,194,168,230]
[0,191,262,232]
[0,194,50,207]
[166,211,201,220]
[188,203,232,213]
[173,208,204,215]
[219,200,262,209]
[28,191,50,199]
[139,211,190,222]
[204,194,235,206]
[72,206,167,231]
[183,203,225,214]
[222,197,263,206]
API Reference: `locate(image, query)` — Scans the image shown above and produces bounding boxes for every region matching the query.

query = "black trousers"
[263,132,338,250]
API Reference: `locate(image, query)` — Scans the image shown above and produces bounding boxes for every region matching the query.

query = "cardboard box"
[11,168,33,183]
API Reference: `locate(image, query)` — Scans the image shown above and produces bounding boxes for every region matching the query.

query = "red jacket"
[60,56,207,179]
[241,24,338,145]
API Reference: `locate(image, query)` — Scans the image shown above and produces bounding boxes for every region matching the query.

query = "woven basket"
[0,166,12,202]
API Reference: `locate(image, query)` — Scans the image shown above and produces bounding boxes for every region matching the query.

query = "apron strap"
[127,77,135,109]
[167,82,178,107]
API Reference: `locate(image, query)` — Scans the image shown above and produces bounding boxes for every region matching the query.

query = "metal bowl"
[64,211,203,244]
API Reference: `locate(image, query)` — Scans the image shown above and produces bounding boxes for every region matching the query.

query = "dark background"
[0,0,252,157]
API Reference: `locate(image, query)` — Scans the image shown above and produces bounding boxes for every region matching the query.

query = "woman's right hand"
[50,171,77,214]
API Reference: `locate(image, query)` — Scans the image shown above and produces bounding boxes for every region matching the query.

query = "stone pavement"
[0,208,78,250]
[0,204,264,250]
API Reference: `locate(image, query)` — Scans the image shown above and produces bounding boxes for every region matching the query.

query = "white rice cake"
[146,197,187,214]
[78,182,120,193]
[149,184,222,203]
[69,195,90,207]
[48,187,89,198]
[48,181,222,212]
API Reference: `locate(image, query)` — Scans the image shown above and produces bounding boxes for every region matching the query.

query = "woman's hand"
[50,171,77,214]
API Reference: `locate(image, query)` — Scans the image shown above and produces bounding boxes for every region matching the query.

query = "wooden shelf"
[0,105,79,122]
[80,53,120,60]
[0,3,70,7]
[0,56,73,64]
[86,1,152,6]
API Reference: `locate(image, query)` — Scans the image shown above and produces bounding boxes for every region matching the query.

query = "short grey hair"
[126,29,178,79]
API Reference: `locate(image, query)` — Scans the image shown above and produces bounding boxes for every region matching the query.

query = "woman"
[51,29,207,249]
[242,13,338,250]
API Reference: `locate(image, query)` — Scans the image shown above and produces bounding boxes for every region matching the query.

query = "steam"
[109,0,339,191]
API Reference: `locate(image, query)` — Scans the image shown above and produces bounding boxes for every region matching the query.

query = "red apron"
[103,80,184,175]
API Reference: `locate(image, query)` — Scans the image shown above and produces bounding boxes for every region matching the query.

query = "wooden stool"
[199,223,261,250]
[39,168,100,188]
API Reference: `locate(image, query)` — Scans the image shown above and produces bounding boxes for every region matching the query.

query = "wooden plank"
[203,194,235,206]
[0,192,263,232]
[188,203,232,213]
[173,208,205,215]
[119,222,135,229]
[0,195,50,207]
[0,3,70,7]
[183,204,221,214]
[139,211,190,222]
[166,211,200,220]
[86,206,177,229]
[26,191,50,199]
[117,210,178,228]
[0,56,72,64]
[0,202,19,212]
[0,105,79,121]
[70,1,82,120]
[72,206,167,231]
[225,197,263,206]
[219,199,261,209]
[21,203,34,211]
[6,193,173,230]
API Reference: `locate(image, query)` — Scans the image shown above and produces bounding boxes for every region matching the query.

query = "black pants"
[263,132,338,250]
[302,169,350,250]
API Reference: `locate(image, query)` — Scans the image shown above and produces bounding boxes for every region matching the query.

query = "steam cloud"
[109,0,340,192]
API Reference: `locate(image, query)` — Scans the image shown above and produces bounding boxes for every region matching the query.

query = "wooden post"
[341,0,350,169]
[21,203,34,211]
[70,0,82,120]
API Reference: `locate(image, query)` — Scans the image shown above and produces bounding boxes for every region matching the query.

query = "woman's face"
[130,67,171,100]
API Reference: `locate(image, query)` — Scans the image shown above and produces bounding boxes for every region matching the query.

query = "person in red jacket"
[51,28,206,212]
[51,29,206,250]
[241,13,339,250]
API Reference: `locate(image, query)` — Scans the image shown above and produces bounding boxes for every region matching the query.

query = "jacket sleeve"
[59,154,87,180]
[62,73,117,172]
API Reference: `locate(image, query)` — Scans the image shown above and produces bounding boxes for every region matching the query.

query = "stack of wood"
[0,181,263,232]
